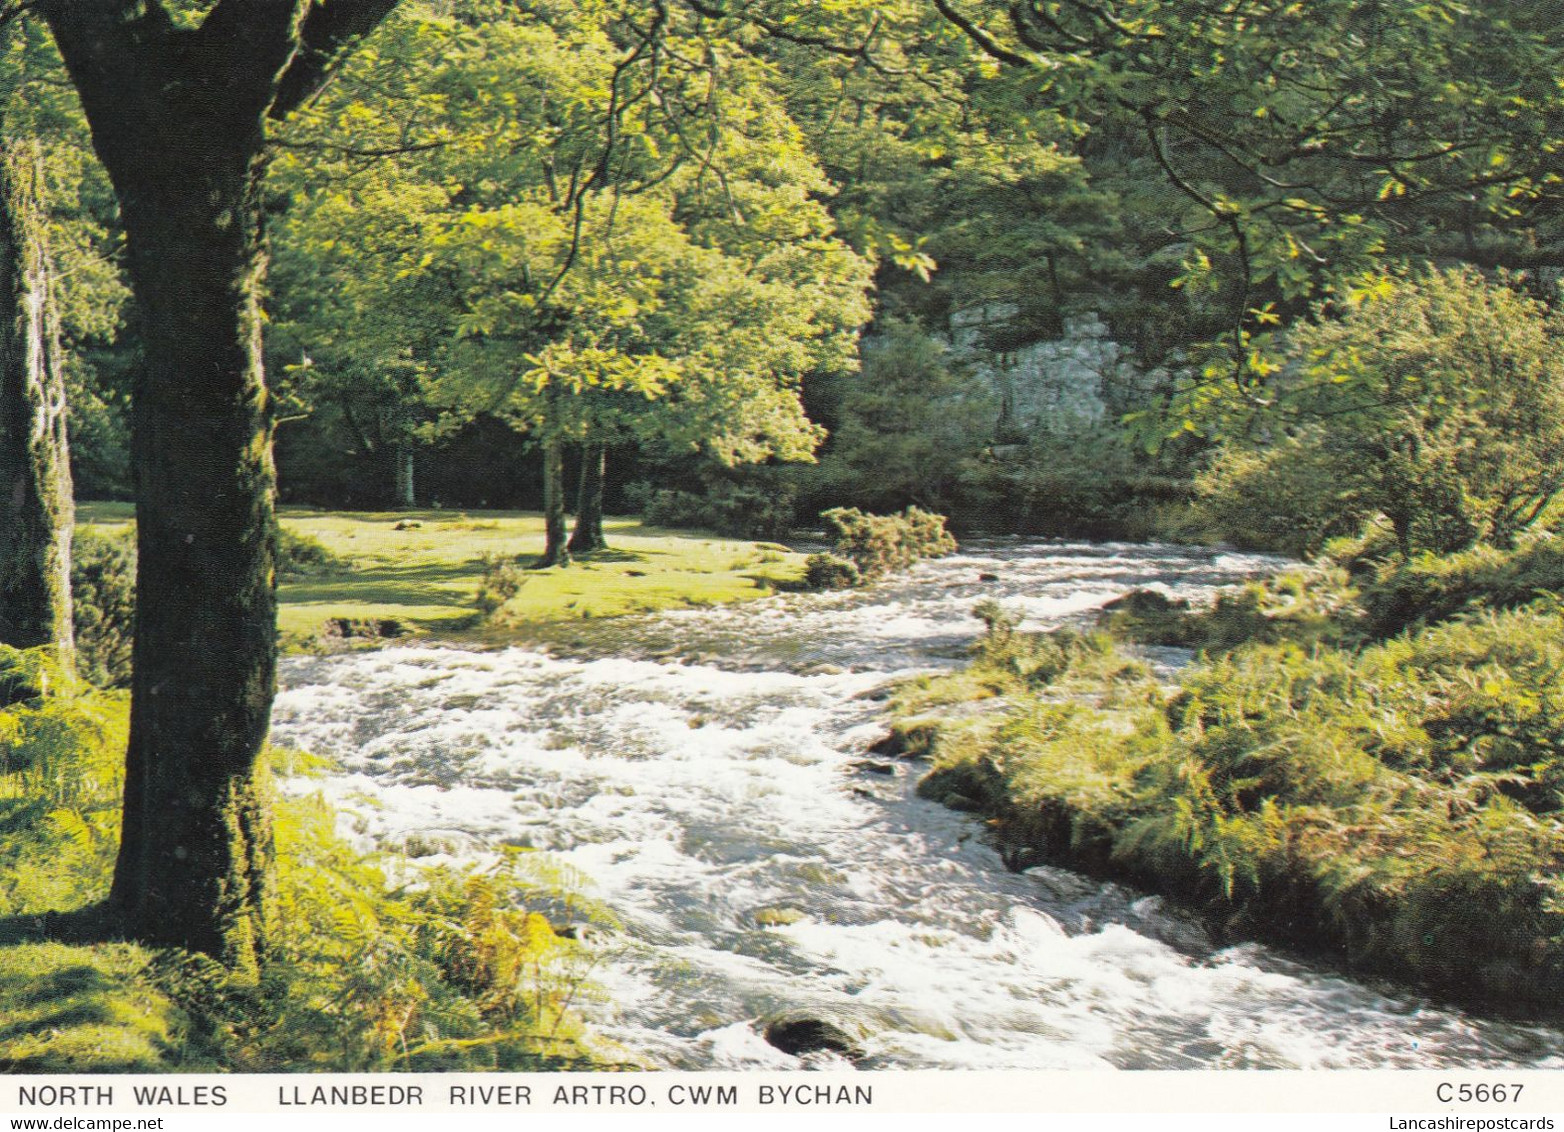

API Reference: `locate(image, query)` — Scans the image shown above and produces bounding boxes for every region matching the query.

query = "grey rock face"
[948,306,1134,439]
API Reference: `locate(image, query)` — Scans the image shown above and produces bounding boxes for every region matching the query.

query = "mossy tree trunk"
[0,137,73,664]
[533,379,571,568]
[41,0,400,968]
[537,435,571,568]
[566,442,607,555]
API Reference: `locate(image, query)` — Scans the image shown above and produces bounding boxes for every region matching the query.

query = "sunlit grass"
[0,941,196,1072]
[74,503,808,648]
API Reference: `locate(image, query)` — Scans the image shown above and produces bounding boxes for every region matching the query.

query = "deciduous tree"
[37,0,402,967]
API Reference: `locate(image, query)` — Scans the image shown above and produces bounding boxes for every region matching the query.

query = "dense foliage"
[1196,270,1564,558]
[68,530,134,688]
[42,1,1564,555]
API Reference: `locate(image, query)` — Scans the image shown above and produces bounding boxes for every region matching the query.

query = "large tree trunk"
[0,138,73,663]
[42,0,402,969]
[536,435,571,568]
[109,150,279,970]
[566,442,607,555]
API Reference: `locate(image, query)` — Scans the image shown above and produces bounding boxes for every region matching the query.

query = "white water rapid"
[271,541,1564,1070]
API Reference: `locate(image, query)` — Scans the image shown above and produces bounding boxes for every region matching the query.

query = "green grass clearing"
[75,503,808,648]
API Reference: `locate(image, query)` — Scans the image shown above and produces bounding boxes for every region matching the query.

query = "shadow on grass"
[284,508,517,525]
[0,905,185,1073]
[756,572,813,593]
[0,976,118,1041]
[0,901,121,948]
[281,559,482,608]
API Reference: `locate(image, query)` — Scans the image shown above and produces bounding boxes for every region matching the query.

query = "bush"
[1100,569,1361,654]
[0,648,127,914]
[238,805,604,1071]
[474,555,526,616]
[1193,440,1371,558]
[633,486,707,530]
[803,553,860,590]
[71,531,136,689]
[635,479,798,540]
[0,645,64,708]
[1357,537,1564,639]
[1097,589,1195,646]
[818,506,956,582]
[962,426,1195,540]
[1196,267,1564,558]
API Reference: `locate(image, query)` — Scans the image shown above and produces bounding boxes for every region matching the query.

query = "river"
[270,540,1564,1070]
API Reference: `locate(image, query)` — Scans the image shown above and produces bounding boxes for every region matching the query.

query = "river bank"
[3,506,810,1073]
[901,546,1564,1018]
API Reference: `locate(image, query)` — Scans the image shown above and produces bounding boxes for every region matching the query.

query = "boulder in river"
[852,760,899,776]
[761,1013,865,1060]
[865,719,940,759]
[753,906,806,928]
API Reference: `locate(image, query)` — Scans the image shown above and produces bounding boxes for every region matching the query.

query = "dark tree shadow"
[0,901,122,948]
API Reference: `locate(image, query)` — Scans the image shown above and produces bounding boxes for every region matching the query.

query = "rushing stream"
[271,541,1564,1070]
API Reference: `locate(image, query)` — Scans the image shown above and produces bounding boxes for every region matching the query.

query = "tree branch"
[271,137,446,159]
[930,0,1032,68]
[271,0,402,120]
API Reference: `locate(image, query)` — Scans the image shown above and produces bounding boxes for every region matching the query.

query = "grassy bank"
[0,648,609,1072]
[899,547,1564,1013]
[76,502,807,649]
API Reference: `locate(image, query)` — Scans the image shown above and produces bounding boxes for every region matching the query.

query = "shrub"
[1101,571,1361,654]
[799,317,993,524]
[1193,440,1370,558]
[634,487,707,530]
[474,555,526,616]
[1097,589,1196,646]
[0,649,126,914]
[636,480,798,540]
[818,506,956,582]
[803,553,860,590]
[963,426,1195,540]
[1357,537,1564,639]
[242,800,601,1070]
[70,531,136,688]
[1197,267,1564,558]
[0,645,64,708]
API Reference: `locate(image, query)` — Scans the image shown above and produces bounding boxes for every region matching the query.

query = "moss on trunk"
[0,137,73,663]
[567,442,607,554]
